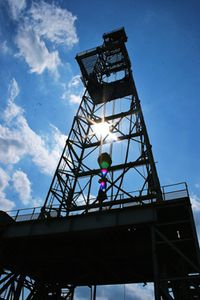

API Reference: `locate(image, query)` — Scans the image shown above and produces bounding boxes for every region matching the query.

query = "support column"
[151,225,160,300]
[93,285,96,300]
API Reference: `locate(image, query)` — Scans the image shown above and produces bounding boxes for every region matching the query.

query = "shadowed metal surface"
[1,197,199,289]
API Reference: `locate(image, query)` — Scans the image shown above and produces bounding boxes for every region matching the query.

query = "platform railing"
[162,182,189,200]
[6,182,189,222]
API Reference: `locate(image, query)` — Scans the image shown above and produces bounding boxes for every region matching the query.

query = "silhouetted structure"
[0,28,199,300]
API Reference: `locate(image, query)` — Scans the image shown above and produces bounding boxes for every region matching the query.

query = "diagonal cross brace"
[155,228,200,273]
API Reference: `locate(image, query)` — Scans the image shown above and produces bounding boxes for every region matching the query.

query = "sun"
[92,121,118,141]
[93,122,110,138]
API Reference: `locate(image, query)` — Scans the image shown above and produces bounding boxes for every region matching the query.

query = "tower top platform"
[76,27,134,104]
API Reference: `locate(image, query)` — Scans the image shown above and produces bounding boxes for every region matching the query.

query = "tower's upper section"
[76,27,134,104]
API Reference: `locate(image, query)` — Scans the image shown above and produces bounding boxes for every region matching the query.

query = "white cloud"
[49,124,66,150]
[191,195,200,242]
[0,167,15,210]
[62,75,83,104]
[0,114,64,175]
[191,195,200,213]
[3,78,23,122]
[0,78,67,208]
[0,191,14,211]
[7,0,26,20]
[69,94,82,104]
[75,284,154,300]
[32,197,43,207]
[0,41,11,55]
[68,75,82,88]
[0,124,26,164]
[0,78,66,175]
[14,1,78,75]
[8,78,19,101]
[29,1,78,47]
[4,101,23,123]
[125,283,154,300]
[15,26,61,75]
[12,170,31,205]
[0,168,10,191]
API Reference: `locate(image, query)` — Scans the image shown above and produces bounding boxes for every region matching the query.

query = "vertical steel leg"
[151,226,160,300]
[93,285,96,300]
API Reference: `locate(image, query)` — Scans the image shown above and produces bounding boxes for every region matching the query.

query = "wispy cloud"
[69,94,82,104]
[0,78,66,208]
[191,194,200,241]
[3,78,23,123]
[0,78,66,175]
[191,195,200,214]
[12,170,32,205]
[29,1,78,47]
[74,284,154,300]
[12,170,43,208]
[68,75,82,88]
[125,283,154,300]
[62,75,83,104]
[0,41,12,55]
[0,115,65,174]
[0,167,15,210]
[14,1,78,76]
[7,0,26,20]
[97,284,154,300]
[16,26,61,75]
[3,99,23,123]
[8,78,19,101]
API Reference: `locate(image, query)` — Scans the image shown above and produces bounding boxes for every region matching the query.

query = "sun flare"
[93,122,110,138]
[92,121,117,141]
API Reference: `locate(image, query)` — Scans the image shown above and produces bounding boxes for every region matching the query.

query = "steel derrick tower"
[41,27,162,217]
[0,28,200,300]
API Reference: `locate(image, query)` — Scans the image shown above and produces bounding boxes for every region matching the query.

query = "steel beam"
[2,205,156,239]
[78,159,149,177]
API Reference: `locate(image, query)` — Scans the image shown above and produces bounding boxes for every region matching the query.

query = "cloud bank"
[12,170,32,205]
[0,167,15,210]
[7,0,78,75]
[0,78,66,209]
[29,1,78,47]
[16,26,61,75]
[1,78,66,175]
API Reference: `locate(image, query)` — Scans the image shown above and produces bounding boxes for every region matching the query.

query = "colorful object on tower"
[97,152,112,197]
[101,168,108,176]
[99,178,107,191]
[98,152,112,169]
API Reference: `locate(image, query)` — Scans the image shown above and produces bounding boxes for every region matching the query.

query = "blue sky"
[0,0,200,299]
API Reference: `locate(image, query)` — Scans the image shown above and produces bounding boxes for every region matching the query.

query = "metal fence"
[6,182,189,222]
[162,182,189,200]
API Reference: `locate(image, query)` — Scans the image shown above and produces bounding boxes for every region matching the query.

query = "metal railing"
[162,182,189,201]
[6,182,189,222]
[8,206,42,222]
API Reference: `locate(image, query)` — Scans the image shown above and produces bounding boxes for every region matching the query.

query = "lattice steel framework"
[41,27,162,218]
[0,28,199,300]
[0,269,75,299]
